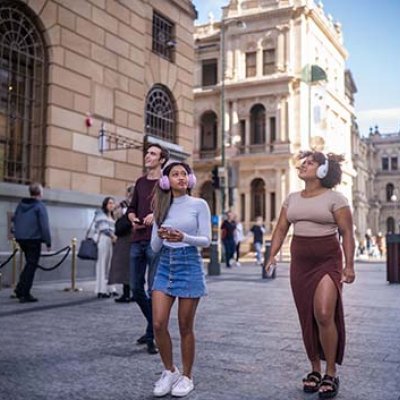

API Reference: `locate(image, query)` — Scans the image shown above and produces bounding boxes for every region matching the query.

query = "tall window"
[263,49,275,75]
[145,84,176,142]
[152,11,175,62]
[251,178,266,220]
[382,157,389,171]
[0,2,47,184]
[386,183,394,202]
[250,104,266,147]
[269,116,276,143]
[391,156,398,171]
[270,192,276,222]
[239,119,246,153]
[387,217,395,234]
[200,181,216,215]
[202,59,217,86]
[200,111,217,157]
[246,52,256,77]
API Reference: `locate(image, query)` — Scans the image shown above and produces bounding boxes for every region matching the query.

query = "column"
[245,115,250,154]
[275,169,282,208]
[265,189,271,232]
[277,30,285,71]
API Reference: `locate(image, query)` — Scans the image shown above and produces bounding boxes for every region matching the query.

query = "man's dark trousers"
[130,240,158,343]
[15,239,41,298]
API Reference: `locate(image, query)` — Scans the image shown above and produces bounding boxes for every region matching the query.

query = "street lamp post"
[208,18,245,276]
[219,19,246,214]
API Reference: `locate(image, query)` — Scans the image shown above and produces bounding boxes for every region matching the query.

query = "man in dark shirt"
[250,216,266,265]
[221,211,236,268]
[13,183,51,303]
[127,143,169,354]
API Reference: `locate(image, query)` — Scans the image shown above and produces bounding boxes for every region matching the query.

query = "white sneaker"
[153,367,180,397]
[171,375,194,397]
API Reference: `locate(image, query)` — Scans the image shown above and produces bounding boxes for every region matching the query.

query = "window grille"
[152,11,175,62]
[145,85,176,143]
[0,2,47,184]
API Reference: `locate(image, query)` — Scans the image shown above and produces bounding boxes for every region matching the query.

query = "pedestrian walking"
[12,183,51,303]
[220,211,236,268]
[234,214,244,267]
[265,151,355,399]
[250,216,265,265]
[127,143,170,355]
[94,197,117,298]
[151,162,211,398]
[108,187,134,303]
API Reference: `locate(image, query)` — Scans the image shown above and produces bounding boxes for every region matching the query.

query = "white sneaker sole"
[171,386,194,397]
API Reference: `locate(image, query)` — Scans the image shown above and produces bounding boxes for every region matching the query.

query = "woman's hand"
[264,256,277,274]
[341,265,355,284]
[165,229,184,242]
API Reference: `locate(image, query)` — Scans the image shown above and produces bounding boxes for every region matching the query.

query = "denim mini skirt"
[152,245,207,298]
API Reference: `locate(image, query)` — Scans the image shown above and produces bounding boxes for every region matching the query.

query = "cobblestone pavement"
[1,261,399,400]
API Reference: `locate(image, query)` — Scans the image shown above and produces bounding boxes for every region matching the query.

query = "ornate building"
[361,127,400,235]
[0,0,197,252]
[193,0,356,233]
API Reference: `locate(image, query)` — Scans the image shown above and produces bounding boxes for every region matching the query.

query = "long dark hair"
[152,162,192,226]
[101,196,115,218]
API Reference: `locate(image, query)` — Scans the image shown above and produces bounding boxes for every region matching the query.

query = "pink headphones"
[159,171,197,191]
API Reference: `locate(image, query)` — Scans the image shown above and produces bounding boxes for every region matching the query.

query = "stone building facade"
[361,127,400,236]
[193,0,355,233]
[0,0,197,256]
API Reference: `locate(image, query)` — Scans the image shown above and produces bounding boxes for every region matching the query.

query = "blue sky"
[192,0,400,136]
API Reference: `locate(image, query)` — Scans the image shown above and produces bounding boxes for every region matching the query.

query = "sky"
[192,0,400,136]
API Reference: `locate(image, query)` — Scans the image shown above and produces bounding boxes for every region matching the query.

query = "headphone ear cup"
[187,173,197,189]
[316,160,329,179]
[159,176,170,191]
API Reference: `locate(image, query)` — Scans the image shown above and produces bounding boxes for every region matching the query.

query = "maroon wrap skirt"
[290,234,345,365]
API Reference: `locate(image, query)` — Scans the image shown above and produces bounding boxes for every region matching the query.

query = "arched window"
[251,178,265,220]
[200,111,217,158]
[386,183,394,202]
[200,181,216,215]
[0,2,47,184]
[250,104,265,147]
[145,84,176,143]
[387,217,395,234]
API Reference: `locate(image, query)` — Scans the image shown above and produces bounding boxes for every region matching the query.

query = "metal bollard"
[65,238,80,292]
[11,239,18,288]
[18,243,23,274]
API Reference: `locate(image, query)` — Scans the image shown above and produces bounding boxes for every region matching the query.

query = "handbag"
[78,215,98,260]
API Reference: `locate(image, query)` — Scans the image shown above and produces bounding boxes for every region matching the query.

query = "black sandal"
[302,371,322,393]
[318,375,340,399]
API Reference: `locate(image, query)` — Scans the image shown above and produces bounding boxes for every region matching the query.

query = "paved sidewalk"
[1,261,399,400]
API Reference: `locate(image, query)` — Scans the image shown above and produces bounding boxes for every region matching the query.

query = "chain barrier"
[1,239,78,290]
[37,246,71,271]
[0,248,18,270]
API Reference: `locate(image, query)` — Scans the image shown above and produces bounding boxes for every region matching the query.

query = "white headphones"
[316,156,329,179]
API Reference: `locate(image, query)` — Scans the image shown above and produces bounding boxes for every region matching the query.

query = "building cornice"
[170,0,197,20]
[304,7,348,59]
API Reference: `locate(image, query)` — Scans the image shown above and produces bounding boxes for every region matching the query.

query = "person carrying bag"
[78,215,98,261]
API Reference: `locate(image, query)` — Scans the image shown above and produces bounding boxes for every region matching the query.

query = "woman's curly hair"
[297,150,345,188]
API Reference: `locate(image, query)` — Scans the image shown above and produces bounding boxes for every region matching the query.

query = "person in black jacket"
[13,183,51,303]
